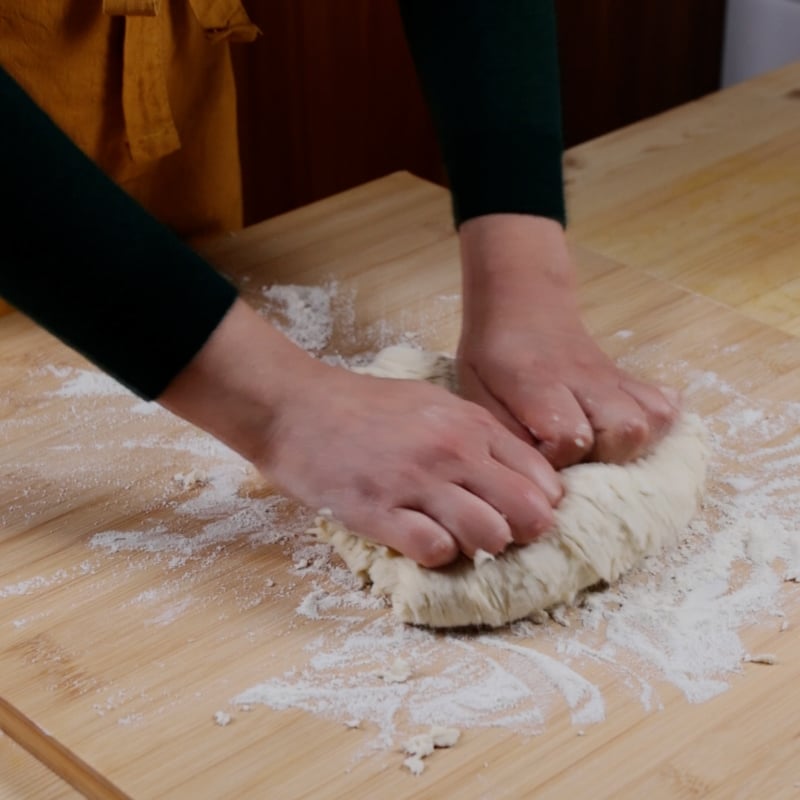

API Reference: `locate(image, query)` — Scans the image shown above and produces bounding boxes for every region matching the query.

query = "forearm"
[0,66,237,399]
[398,0,566,227]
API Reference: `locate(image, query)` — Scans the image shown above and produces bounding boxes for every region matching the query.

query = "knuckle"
[459,402,499,434]
[392,464,425,494]
[650,400,678,431]
[353,473,384,504]
[473,405,499,429]
[621,416,649,447]
[423,434,468,467]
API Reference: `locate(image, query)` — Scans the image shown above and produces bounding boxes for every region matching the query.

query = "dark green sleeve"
[0,66,238,400]
[398,0,566,228]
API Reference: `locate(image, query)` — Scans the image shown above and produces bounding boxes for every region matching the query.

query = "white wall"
[722,0,800,86]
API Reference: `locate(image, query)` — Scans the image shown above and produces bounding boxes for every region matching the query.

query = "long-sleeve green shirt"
[0,1,564,400]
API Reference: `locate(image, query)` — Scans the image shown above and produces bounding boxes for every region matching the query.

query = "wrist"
[458,213,578,325]
[158,297,323,466]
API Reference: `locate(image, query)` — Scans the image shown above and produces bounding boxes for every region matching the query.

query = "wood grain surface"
[1,63,800,798]
[0,730,82,800]
[565,62,800,335]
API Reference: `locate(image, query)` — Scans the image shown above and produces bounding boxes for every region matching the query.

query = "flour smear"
[3,285,799,755]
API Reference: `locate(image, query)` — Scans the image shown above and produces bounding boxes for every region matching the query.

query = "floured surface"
[228,335,800,774]
[1,279,799,798]
[0,170,799,797]
[316,347,709,628]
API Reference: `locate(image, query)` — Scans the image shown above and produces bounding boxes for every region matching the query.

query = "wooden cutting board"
[1,62,799,799]
[565,62,800,336]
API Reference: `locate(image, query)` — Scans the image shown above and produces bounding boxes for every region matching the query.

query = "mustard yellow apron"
[0,0,259,238]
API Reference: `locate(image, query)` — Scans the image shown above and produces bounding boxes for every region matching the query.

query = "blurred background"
[232,0,800,225]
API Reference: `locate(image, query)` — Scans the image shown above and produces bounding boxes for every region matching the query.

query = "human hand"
[457,214,680,468]
[260,363,562,567]
[160,299,562,568]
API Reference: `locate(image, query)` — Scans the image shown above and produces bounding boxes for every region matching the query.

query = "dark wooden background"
[233,1,727,225]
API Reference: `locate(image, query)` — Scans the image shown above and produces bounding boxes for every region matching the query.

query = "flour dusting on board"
[259,283,346,354]
[230,336,800,743]
[2,286,800,754]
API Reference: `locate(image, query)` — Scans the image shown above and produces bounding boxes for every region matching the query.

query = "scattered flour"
[377,658,413,684]
[3,287,800,769]
[49,368,132,400]
[260,283,338,353]
[227,341,800,750]
[0,562,95,599]
[743,653,778,665]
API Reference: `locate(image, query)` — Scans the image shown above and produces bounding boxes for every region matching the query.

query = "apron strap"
[120,15,182,163]
[103,0,179,163]
[102,0,258,164]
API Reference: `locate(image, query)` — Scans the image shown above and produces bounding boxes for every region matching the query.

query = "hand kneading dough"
[310,346,709,629]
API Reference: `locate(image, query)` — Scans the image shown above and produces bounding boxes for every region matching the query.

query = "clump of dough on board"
[310,346,710,629]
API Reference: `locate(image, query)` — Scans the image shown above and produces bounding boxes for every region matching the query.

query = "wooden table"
[1,62,799,798]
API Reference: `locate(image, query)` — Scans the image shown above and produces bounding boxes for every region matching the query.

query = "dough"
[403,725,461,775]
[377,657,413,683]
[311,346,709,629]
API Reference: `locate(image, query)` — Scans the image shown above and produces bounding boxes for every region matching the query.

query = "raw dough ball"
[312,346,709,629]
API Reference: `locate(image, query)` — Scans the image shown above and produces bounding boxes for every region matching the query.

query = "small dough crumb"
[549,605,571,627]
[404,734,435,758]
[430,725,460,748]
[744,653,778,665]
[213,711,232,726]
[378,657,413,683]
[403,755,426,776]
[473,549,495,567]
[344,719,361,729]
[173,469,208,490]
[402,725,461,774]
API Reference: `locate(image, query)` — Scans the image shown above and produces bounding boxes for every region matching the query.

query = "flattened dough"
[311,346,709,628]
